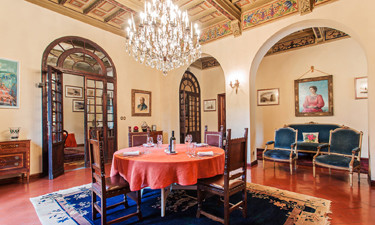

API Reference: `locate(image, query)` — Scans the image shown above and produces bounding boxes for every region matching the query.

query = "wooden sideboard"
[0,140,30,183]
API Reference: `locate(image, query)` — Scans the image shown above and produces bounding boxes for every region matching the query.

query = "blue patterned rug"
[30,183,331,225]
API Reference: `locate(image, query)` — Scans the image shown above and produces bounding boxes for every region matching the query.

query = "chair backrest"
[224,128,248,187]
[128,126,149,147]
[204,125,224,148]
[287,122,341,143]
[274,127,297,150]
[329,127,363,156]
[89,133,106,188]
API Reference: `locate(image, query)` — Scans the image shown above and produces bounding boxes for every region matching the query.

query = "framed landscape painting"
[355,76,368,99]
[132,89,151,117]
[65,85,83,98]
[257,88,279,106]
[72,99,84,112]
[0,58,19,108]
[204,99,216,111]
[294,75,333,117]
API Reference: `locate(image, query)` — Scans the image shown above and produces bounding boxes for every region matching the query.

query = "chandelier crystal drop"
[125,0,201,76]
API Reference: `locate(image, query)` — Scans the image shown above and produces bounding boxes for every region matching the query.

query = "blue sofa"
[287,122,342,153]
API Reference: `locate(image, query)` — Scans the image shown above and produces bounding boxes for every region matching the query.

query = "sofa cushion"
[288,124,340,143]
[264,149,295,160]
[296,142,329,152]
[315,154,360,168]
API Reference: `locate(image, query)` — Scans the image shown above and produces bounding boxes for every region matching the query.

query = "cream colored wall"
[63,74,84,145]
[201,66,225,139]
[0,0,162,175]
[255,38,369,157]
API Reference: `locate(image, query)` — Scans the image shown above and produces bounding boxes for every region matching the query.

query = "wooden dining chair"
[204,125,224,148]
[196,128,248,225]
[89,136,142,225]
[128,126,149,147]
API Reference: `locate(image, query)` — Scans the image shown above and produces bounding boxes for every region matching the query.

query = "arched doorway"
[179,71,201,143]
[41,36,117,179]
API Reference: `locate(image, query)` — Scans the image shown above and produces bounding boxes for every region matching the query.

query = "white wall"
[0,0,162,175]
[255,38,369,157]
[63,74,84,145]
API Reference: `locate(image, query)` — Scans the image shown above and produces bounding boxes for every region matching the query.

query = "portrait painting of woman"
[295,75,333,116]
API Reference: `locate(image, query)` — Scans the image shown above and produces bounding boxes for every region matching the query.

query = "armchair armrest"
[291,142,296,148]
[266,141,275,145]
[314,143,329,159]
[351,147,360,155]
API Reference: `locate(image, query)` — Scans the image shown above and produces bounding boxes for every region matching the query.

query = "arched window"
[179,71,201,143]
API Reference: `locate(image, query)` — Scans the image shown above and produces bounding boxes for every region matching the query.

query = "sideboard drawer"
[0,154,24,171]
[0,143,27,150]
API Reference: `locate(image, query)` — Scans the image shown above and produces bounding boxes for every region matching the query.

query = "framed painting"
[355,76,368,99]
[0,58,19,108]
[72,99,84,112]
[295,75,333,117]
[257,88,279,106]
[132,89,151,117]
[204,99,216,112]
[65,85,83,98]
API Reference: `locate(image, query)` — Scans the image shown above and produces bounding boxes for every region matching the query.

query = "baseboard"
[370,179,375,186]
[77,144,84,147]
[0,172,43,185]
[247,160,258,167]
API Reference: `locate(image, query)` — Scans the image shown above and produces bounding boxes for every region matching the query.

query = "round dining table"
[110,144,225,217]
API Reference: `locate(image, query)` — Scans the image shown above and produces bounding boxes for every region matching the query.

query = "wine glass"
[157,135,163,148]
[147,137,153,145]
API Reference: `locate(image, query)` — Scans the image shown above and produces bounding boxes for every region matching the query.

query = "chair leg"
[224,194,230,225]
[242,188,247,218]
[123,194,129,208]
[136,190,143,221]
[289,162,293,175]
[358,169,361,183]
[101,196,107,225]
[92,191,98,221]
[196,186,202,218]
[350,172,353,187]
[262,159,265,169]
[313,163,316,177]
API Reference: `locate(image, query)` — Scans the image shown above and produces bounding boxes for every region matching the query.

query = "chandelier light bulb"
[125,0,201,76]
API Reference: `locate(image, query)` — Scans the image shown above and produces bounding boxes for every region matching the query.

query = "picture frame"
[72,99,84,112]
[65,85,83,98]
[257,88,279,106]
[294,75,333,117]
[355,76,368,99]
[152,125,157,131]
[0,58,19,108]
[132,89,151,117]
[204,99,216,111]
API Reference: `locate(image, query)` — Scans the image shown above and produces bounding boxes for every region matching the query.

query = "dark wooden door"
[46,66,65,179]
[218,93,226,132]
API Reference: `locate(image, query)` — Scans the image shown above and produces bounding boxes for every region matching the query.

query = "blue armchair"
[313,127,363,187]
[263,127,298,174]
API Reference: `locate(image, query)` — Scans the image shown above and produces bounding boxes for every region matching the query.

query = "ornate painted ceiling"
[27,0,337,44]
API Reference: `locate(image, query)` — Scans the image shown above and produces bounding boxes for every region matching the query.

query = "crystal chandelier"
[125,0,201,76]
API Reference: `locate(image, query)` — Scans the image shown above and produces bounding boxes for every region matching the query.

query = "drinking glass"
[192,142,197,156]
[157,135,163,148]
[147,137,153,145]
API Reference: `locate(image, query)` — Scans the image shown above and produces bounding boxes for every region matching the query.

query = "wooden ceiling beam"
[58,0,68,5]
[83,0,104,14]
[105,8,125,22]
[205,0,241,21]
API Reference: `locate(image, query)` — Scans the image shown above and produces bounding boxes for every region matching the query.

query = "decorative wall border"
[242,0,299,30]
[199,20,233,44]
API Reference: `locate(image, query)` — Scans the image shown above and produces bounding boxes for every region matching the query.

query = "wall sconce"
[230,80,240,94]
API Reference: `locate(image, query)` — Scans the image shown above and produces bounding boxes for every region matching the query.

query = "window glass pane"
[87,80,95,88]
[96,81,103,89]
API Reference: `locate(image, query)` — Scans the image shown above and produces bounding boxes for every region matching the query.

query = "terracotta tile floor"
[0,162,374,225]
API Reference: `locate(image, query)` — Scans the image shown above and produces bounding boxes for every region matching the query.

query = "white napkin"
[195,143,208,147]
[143,143,155,147]
[197,151,214,156]
[122,151,139,156]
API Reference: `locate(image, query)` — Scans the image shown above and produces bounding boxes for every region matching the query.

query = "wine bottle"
[170,131,176,153]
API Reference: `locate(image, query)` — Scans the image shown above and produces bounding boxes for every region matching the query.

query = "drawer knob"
[15,156,19,160]
[14,162,19,166]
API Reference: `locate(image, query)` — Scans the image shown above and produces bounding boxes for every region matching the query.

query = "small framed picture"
[257,88,279,106]
[204,99,216,111]
[355,77,368,99]
[0,58,19,108]
[66,85,83,98]
[72,99,84,112]
[132,89,151,116]
[152,125,157,131]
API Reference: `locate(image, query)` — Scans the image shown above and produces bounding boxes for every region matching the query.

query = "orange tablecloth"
[110,144,225,191]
